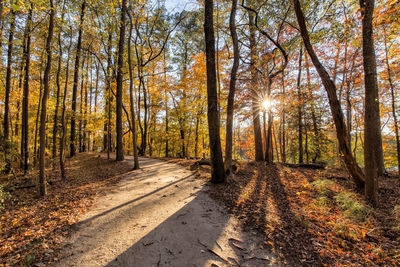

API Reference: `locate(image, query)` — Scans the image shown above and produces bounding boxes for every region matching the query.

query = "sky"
[163,0,199,12]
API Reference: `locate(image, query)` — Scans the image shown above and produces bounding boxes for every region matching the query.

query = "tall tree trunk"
[0,0,3,54]
[248,9,264,162]
[39,0,55,196]
[115,0,127,161]
[60,30,73,181]
[52,5,65,165]
[361,0,380,205]
[297,47,304,164]
[3,5,16,173]
[204,0,226,183]
[281,71,286,163]
[164,53,169,158]
[293,0,365,189]
[225,0,239,173]
[384,34,400,176]
[127,15,139,169]
[70,0,86,157]
[305,54,320,163]
[21,3,33,174]
[34,64,44,168]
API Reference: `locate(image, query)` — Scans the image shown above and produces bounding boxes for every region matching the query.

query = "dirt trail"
[57,157,276,267]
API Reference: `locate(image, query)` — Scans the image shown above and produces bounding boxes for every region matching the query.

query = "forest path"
[57,157,276,267]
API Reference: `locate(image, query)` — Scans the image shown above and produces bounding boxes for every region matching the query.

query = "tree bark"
[384,33,400,176]
[297,47,304,164]
[204,0,226,183]
[60,30,73,181]
[52,4,65,165]
[225,0,239,173]
[39,0,55,196]
[21,3,33,174]
[248,9,264,162]
[127,13,139,169]
[70,0,86,157]
[305,54,320,163]
[293,0,365,189]
[3,5,16,173]
[115,0,127,161]
[361,0,380,205]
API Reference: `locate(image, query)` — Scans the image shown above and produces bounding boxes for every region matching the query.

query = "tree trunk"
[52,7,65,165]
[70,0,86,157]
[297,47,304,164]
[293,0,365,189]
[204,0,226,183]
[3,5,16,173]
[60,30,73,181]
[21,3,33,174]
[39,0,55,196]
[281,71,286,163]
[361,0,380,205]
[305,54,321,163]
[384,34,400,176]
[127,15,139,169]
[115,0,127,161]
[248,9,264,162]
[225,0,239,173]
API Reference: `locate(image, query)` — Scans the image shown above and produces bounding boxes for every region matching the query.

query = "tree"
[39,0,55,196]
[248,9,264,162]
[360,0,380,205]
[127,11,139,169]
[21,2,33,174]
[204,0,225,183]
[293,0,365,189]
[115,0,127,162]
[3,2,16,174]
[297,47,303,164]
[224,0,239,173]
[70,0,86,157]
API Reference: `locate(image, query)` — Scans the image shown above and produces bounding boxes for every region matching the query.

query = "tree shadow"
[266,164,324,266]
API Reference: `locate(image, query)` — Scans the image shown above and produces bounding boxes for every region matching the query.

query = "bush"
[311,179,334,195]
[334,192,369,221]
[0,185,10,210]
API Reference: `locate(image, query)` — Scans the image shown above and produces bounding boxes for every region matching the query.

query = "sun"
[263,98,272,110]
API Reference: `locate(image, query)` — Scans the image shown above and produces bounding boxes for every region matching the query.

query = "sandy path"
[57,157,276,267]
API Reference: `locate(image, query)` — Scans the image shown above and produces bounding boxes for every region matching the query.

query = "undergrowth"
[334,192,369,222]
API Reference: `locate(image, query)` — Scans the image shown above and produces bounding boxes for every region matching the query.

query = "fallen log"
[194,159,211,166]
[282,162,326,169]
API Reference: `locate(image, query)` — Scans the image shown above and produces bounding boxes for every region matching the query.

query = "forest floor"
[167,158,400,266]
[0,154,276,266]
[1,154,399,266]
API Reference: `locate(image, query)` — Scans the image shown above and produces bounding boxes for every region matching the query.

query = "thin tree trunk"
[52,5,65,165]
[384,34,400,176]
[21,3,33,174]
[39,0,55,196]
[115,0,127,161]
[305,54,321,163]
[297,47,304,164]
[204,0,226,183]
[225,0,239,173]
[248,9,264,162]
[70,0,86,157]
[3,5,16,173]
[127,14,139,169]
[60,30,73,181]
[281,71,286,163]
